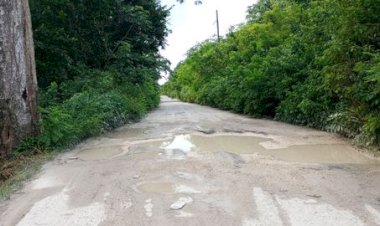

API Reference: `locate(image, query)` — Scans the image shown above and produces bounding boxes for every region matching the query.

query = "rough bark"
[0,0,38,159]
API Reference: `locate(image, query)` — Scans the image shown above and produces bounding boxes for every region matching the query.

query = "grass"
[0,151,54,200]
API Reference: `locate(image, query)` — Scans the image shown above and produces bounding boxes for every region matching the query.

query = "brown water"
[191,134,378,164]
[106,127,145,139]
[191,134,269,154]
[77,145,128,160]
[76,139,164,161]
[127,140,163,158]
[272,144,377,164]
[78,133,378,164]
[136,181,202,194]
[137,182,175,193]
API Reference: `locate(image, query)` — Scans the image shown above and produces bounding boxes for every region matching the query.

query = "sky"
[158,0,258,84]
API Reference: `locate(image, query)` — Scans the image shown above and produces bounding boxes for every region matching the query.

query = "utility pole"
[216,10,220,42]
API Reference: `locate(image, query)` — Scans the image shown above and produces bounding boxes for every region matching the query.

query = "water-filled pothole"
[270,144,376,164]
[106,127,145,139]
[157,133,378,164]
[194,134,378,164]
[127,140,163,158]
[190,134,269,154]
[136,182,201,194]
[137,182,175,193]
[77,146,128,160]
[79,133,378,164]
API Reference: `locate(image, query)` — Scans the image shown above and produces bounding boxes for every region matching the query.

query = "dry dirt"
[1,96,380,226]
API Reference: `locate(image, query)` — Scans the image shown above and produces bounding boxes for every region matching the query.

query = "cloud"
[159,0,258,84]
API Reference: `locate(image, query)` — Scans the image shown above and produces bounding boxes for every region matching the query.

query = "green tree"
[164,0,380,149]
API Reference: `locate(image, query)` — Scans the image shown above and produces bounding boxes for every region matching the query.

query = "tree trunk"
[0,0,38,159]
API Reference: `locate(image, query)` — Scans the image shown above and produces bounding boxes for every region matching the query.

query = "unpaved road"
[1,96,380,226]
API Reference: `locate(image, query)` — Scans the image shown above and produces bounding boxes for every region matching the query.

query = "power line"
[216,10,220,42]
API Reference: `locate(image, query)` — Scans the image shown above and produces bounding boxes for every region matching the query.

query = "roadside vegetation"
[1,0,169,198]
[162,0,380,151]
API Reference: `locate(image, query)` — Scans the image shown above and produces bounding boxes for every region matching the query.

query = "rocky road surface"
[1,96,380,226]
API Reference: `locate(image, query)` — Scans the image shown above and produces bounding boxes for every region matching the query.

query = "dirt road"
[1,96,380,226]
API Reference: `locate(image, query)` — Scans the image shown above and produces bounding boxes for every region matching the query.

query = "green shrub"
[37,85,155,150]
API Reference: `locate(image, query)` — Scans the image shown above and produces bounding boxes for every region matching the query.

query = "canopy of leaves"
[30,0,169,88]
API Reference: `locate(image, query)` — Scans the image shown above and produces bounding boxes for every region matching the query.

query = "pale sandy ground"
[1,96,380,226]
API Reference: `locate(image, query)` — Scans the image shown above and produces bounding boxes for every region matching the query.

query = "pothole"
[157,133,378,164]
[136,182,201,194]
[79,133,379,164]
[190,134,269,154]
[273,144,377,164]
[106,127,146,139]
[128,140,163,158]
[77,146,128,160]
[137,182,175,193]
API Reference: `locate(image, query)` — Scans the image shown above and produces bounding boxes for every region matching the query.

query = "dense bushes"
[39,86,157,149]
[163,0,380,150]
[11,0,168,153]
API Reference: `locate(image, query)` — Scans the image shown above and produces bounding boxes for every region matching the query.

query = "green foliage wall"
[15,0,168,152]
[163,0,380,150]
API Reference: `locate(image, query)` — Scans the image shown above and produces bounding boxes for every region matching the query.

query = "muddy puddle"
[80,133,378,164]
[190,134,269,154]
[157,134,379,164]
[76,138,163,161]
[127,140,163,158]
[269,144,377,164]
[106,127,146,139]
[192,134,378,164]
[137,182,175,193]
[77,145,128,160]
[136,182,201,194]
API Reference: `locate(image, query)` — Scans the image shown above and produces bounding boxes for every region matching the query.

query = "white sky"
[159,0,258,84]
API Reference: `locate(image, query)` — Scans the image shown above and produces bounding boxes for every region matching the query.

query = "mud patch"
[137,182,175,193]
[191,134,268,155]
[275,144,377,164]
[128,133,378,164]
[106,127,146,139]
[156,133,268,160]
[159,133,378,164]
[77,145,128,160]
[136,182,201,194]
[193,134,379,164]
[128,140,163,158]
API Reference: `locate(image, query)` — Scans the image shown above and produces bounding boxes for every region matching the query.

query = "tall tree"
[0,0,38,159]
